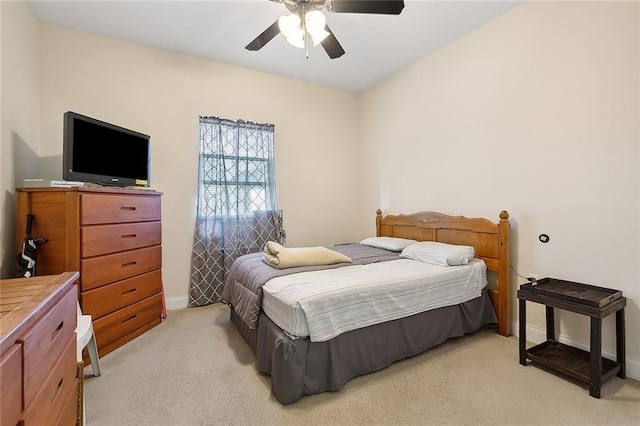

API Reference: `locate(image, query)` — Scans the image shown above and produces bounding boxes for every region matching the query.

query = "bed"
[221,209,511,404]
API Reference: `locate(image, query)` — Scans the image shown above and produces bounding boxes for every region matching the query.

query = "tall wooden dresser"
[0,272,79,426]
[16,187,164,358]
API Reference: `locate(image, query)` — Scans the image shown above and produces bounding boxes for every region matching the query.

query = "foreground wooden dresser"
[0,272,79,425]
[16,187,164,358]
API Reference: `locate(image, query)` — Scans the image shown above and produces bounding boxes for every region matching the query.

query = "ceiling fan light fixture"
[305,10,330,46]
[286,35,305,49]
[246,0,405,59]
[309,28,330,47]
[278,14,304,48]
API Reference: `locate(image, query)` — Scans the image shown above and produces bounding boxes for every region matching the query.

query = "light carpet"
[84,303,640,425]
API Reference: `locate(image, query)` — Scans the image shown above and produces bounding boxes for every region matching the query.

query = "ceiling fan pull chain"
[303,3,310,59]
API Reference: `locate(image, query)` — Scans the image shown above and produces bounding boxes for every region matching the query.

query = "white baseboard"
[513,320,639,381]
[165,295,189,311]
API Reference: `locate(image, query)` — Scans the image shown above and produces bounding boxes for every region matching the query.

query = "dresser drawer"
[93,293,163,348]
[81,193,161,225]
[20,287,77,406]
[0,344,23,426]
[82,221,161,257]
[24,337,78,426]
[81,245,162,291]
[82,270,163,318]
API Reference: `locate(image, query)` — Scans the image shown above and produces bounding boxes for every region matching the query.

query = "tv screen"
[63,111,151,187]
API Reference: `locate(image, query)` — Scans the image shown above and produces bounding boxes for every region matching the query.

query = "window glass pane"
[198,117,275,217]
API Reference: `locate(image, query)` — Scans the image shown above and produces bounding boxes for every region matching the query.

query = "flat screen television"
[63,111,151,187]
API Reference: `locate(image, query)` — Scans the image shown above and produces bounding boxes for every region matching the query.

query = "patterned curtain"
[189,117,283,306]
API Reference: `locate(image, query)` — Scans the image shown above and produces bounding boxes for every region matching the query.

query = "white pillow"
[359,236,418,252]
[401,241,475,266]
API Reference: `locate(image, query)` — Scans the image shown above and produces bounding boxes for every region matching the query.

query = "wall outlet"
[527,273,540,282]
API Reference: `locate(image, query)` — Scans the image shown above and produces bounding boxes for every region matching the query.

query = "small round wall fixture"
[539,234,550,243]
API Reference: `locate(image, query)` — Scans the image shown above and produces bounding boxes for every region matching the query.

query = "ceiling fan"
[246,0,405,59]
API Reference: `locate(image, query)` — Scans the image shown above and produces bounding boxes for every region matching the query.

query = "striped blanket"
[263,258,488,342]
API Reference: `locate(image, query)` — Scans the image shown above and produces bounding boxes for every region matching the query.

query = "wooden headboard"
[376,209,511,336]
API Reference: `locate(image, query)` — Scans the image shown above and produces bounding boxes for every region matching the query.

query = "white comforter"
[262,258,488,342]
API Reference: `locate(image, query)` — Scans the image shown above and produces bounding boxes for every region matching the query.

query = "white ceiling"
[27,0,522,92]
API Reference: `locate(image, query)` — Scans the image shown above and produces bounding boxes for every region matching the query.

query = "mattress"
[262,257,488,342]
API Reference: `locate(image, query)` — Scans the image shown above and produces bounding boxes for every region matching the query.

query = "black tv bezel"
[63,111,151,187]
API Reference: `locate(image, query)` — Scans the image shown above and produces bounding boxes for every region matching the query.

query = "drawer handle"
[51,377,63,402]
[51,320,64,341]
[121,261,137,268]
[122,314,138,324]
[121,234,137,239]
[121,206,137,212]
[121,288,137,296]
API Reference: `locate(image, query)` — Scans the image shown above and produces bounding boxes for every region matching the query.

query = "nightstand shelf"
[526,340,621,384]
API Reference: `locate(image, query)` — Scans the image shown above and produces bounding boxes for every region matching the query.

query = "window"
[199,117,276,217]
[189,116,282,306]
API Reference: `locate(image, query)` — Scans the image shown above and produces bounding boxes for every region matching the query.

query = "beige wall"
[0,0,41,278]
[3,0,639,379]
[359,1,639,374]
[37,25,363,306]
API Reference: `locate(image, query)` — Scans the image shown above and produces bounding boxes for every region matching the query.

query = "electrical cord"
[511,265,537,283]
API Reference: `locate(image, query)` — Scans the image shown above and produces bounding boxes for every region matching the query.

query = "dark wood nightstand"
[518,278,626,398]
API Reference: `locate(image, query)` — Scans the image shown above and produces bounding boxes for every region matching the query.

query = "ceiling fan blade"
[245,20,280,51]
[329,0,405,15]
[321,26,345,59]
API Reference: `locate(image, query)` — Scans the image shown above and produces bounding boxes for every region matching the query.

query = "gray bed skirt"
[229,290,498,405]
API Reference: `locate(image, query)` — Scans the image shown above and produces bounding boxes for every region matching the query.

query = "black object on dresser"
[518,278,626,398]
